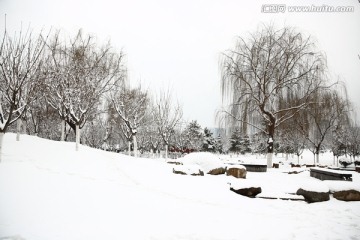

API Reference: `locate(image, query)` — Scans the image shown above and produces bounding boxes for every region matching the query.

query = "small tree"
[183,120,204,152]
[111,86,149,157]
[202,128,216,152]
[152,90,182,159]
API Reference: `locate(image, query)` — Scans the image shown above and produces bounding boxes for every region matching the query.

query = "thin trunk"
[285,153,289,161]
[297,154,300,164]
[60,120,65,141]
[16,119,22,141]
[333,155,336,166]
[128,141,131,156]
[75,124,80,151]
[316,153,320,166]
[165,144,168,160]
[22,120,27,135]
[133,135,138,158]
[0,132,4,163]
[267,152,273,168]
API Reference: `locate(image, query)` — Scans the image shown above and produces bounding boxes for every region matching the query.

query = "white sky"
[1,0,359,128]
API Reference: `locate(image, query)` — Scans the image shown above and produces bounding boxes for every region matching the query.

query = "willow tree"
[220,25,326,167]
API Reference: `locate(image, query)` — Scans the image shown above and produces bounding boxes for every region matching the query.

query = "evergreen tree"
[229,128,242,153]
[202,128,216,152]
[215,135,224,153]
[184,120,204,151]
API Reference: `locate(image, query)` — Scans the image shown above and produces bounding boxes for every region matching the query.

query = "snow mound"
[179,152,225,173]
[173,164,204,175]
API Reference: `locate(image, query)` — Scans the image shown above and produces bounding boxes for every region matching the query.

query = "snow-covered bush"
[354,160,360,166]
[339,158,352,168]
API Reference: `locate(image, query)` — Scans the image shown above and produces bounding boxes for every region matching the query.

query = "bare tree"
[296,88,350,165]
[45,30,126,150]
[152,90,182,159]
[220,25,327,167]
[0,25,48,161]
[111,85,149,157]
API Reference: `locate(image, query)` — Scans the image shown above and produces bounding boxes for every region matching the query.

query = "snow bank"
[1,134,360,240]
[179,152,225,173]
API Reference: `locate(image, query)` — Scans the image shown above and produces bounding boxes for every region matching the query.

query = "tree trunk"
[297,155,300,164]
[60,120,65,141]
[266,135,274,168]
[22,119,27,135]
[165,144,168,160]
[0,132,4,163]
[133,135,138,158]
[16,119,22,141]
[315,153,320,166]
[128,141,131,156]
[75,124,80,151]
[333,154,336,166]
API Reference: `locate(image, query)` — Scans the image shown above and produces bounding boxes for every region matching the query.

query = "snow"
[229,178,261,190]
[227,164,246,170]
[299,181,330,193]
[0,133,360,240]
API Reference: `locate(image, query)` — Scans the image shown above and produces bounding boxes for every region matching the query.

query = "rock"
[356,166,360,173]
[226,165,247,179]
[172,165,204,176]
[333,190,360,201]
[272,163,279,168]
[230,187,262,198]
[207,167,226,175]
[296,188,329,203]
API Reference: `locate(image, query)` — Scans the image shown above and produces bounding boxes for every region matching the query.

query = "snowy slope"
[0,133,360,240]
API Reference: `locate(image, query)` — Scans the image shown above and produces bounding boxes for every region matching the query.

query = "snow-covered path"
[0,133,359,240]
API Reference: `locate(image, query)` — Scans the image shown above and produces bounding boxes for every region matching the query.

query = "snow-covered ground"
[0,133,360,240]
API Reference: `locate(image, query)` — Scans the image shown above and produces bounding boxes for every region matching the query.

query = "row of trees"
[0,27,191,160]
[220,24,359,166]
[1,23,359,165]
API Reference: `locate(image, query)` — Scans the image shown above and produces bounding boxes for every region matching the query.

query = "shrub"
[339,158,352,168]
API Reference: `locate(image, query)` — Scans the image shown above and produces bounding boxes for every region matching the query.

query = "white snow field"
[0,133,360,240]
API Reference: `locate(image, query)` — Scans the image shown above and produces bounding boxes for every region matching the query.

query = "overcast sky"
[1,0,359,128]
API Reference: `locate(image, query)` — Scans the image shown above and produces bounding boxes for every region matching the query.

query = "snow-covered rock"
[179,152,226,174]
[172,164,204,176]
[226,165,247,179]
